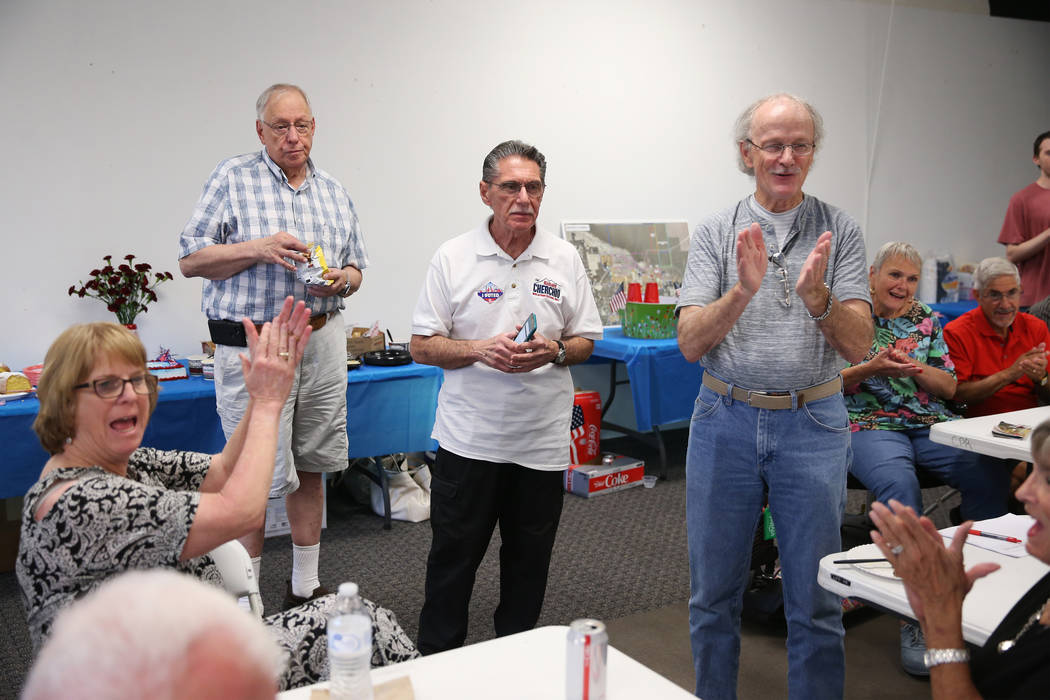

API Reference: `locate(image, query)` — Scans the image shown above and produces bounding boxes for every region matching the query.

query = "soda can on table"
[566,618,607,700]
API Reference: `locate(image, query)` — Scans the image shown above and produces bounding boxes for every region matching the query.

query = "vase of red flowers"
[68,254,174,327]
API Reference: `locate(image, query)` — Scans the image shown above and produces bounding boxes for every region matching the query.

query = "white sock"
[291,543,321,598]
[251,556,262,583]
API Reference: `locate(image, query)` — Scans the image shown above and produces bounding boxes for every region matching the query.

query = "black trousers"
[416,448,565,655]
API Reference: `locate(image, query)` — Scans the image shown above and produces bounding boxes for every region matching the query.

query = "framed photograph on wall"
[560,219,691,327]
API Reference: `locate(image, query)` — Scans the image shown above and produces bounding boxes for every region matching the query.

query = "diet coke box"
[570,390,602,466]
[567,455,645,498]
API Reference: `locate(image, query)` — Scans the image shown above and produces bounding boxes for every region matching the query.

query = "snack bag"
[295,243,332,286]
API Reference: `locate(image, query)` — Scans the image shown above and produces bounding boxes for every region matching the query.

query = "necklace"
[997,594,1050,653]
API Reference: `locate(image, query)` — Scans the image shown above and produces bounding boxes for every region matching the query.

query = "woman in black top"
[870,420,1050,698]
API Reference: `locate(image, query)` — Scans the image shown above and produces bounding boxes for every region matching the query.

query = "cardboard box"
[570,390,602,466]
[566,455,645,498]
[346,333,385,358]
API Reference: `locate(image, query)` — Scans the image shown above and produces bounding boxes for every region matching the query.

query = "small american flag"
[609,282,627,313]
[569,403,586,465]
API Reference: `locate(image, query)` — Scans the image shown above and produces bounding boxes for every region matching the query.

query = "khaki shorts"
[214,314,349,498]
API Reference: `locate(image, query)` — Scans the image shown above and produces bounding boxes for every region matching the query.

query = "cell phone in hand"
[514,313,538,343]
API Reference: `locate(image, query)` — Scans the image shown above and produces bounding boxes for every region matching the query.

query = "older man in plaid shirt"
[178,83,367,612]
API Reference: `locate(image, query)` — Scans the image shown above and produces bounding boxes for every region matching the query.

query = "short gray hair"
[1032,419,1050,462]
[482,140,547,184]
[734,93,825,175]
[22,570,285,699]
[256,83,312,120]
[872,241,922,273]
[973,257,1020,292]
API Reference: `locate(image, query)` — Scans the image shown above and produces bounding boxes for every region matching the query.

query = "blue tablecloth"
[590,328,701,432]
[0,362,441,499]
[929,300,976,324]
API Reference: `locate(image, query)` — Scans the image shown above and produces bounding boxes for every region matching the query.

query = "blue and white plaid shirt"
[178,149,369,321]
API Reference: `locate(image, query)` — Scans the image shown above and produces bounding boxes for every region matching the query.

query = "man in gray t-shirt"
[675,94,872,700]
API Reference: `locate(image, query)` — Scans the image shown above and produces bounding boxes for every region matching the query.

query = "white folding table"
[278,625,694,699]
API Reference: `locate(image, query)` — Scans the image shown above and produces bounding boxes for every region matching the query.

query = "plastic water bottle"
[327,582,373,700]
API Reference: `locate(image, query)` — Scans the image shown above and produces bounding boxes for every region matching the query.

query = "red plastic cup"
[644,282,659,303]
[627,282,642,302]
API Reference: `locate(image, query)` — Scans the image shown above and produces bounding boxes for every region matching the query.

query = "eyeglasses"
[74,373,157,399]
[768,249,791,308]
[982,288,1021,303]
[746,139,814,157]
[260,120,313,136]
[492,180,545,197]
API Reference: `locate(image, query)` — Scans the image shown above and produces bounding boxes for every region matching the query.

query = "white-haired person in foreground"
[22,569,284,700]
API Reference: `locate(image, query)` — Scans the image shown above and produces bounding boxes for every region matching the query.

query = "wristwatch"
[339,278,354,298]
[923,648,969,668]
[1040,373,1048,387]
[551,339,566,365]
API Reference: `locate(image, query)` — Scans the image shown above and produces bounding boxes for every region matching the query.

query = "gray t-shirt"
[676,194,870,390]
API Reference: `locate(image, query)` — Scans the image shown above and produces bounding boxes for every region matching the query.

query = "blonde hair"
[33,323,156,455]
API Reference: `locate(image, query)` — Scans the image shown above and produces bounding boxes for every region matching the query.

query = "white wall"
[1,0,1048,371]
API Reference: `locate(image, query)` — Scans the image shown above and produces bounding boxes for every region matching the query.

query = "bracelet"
[806,282,833,321]
[923,648,970,668]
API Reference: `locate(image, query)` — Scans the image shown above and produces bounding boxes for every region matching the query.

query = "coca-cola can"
[566,618,607,700]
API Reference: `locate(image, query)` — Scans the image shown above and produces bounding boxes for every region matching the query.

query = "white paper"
[941,514,1033,558]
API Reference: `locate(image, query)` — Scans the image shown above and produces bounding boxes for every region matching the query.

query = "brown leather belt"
[254,311,331,333]
[702,372,842,410]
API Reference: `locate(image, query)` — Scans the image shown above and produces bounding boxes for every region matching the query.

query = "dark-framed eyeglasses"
[746,139,814,157]
[768,249,791,308]
[981,288,1021,303]
[74,373,157,399]
[260,120,313,136]
[492,180,545,197]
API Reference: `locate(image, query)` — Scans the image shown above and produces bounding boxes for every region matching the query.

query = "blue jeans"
[686,378,847,700]
[849,428,1010,520]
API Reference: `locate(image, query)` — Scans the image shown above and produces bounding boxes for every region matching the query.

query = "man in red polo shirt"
[944,257,1050,418]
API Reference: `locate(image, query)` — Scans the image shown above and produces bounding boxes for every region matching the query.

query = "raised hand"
[736,223,768,296]
[796,230,832,313]
[869,499,1000,625]
[239,297,312,404]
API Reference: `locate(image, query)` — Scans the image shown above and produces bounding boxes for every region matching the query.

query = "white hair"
[973,257,1020,292]
[22,570,286,700]
[733,92,825,176]
[255,83,312,121]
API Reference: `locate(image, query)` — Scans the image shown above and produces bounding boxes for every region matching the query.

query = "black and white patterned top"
[16,447,417,689]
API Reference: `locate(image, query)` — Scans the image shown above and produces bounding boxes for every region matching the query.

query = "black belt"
[208,312,332,347]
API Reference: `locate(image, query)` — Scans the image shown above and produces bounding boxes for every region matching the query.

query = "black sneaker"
[900,621,929,677]
[282,581,331,611]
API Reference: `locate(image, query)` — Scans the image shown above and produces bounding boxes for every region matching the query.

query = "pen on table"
[968,529,1022,543]
[833,558,888,564]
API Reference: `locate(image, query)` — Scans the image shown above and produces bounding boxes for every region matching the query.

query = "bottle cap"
[338,582,359,597]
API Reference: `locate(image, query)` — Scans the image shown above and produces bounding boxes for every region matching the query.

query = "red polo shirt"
[943,307,1050,417]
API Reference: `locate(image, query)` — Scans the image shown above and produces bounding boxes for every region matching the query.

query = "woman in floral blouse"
[844,241,1009,519]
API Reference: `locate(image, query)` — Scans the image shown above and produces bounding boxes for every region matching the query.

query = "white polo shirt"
[411,220,603,470]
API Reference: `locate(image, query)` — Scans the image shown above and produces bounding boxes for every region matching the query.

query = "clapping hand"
[239,296,312,404]
[869,500,999,627]
[1012,343,1048,383]
[866,346,922,378]
[735,223,768,296]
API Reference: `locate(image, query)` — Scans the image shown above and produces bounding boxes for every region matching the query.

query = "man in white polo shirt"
[410,140,602,655]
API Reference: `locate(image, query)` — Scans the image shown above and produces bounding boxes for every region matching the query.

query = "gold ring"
[278,351,290,359]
